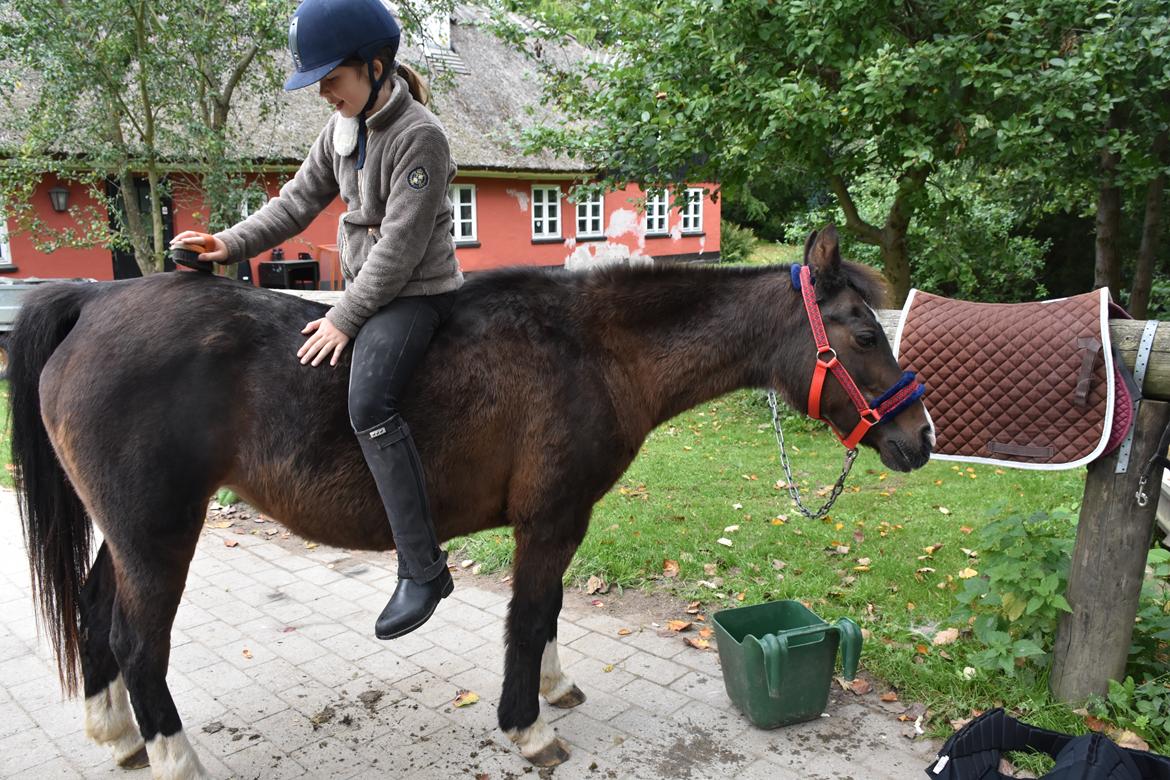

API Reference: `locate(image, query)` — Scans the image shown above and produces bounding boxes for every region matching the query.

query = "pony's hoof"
[526,737,571,767]
[118,745,150,770]
[549,685,586,709]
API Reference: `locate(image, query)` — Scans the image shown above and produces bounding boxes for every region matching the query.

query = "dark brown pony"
[9,227,931,778]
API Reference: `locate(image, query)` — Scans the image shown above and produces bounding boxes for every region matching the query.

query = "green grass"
[451,390,1092,740]
[742,241,803,266]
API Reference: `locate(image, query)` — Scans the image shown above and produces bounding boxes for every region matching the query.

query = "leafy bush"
[1089,676,1170,755]
[719,220,758,264]
[949,509,1075,681]
[1129,547,1170,679]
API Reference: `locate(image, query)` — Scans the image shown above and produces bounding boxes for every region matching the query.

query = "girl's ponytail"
[396,62,431,106]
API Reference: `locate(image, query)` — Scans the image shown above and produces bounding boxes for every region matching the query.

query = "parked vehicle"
[0,277,97,378]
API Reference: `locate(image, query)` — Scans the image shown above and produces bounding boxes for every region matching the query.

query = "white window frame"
[239,190,268,219]
[449,184,477,243]
[644,190,669,235]
[681,188,704,233]
[0,211,11,265]
[532,185,562,240]
[575,191,604,239]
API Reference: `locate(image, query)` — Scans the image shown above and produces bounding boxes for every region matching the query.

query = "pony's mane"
[459,260,889,309]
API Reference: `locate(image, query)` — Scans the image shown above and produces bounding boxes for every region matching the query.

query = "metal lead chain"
[768,390,858,520]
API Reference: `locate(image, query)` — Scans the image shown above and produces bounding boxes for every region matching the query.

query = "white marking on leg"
[538,640,576,703]
[145,730,208,780]
[84,674,144,763]
[506,716,560,760]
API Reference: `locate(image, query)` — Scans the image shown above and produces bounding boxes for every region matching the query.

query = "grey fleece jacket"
[215,74,463,337]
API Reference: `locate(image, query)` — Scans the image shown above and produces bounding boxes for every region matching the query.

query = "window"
[449,184,477,243]
[0,212,11,265]
[575,191,604,239]
[240,190,268,219]
[644,190,668,235]
[681,188,704,233]
[532,185,561,239]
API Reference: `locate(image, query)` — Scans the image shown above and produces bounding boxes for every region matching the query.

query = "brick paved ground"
[0,490,940,779]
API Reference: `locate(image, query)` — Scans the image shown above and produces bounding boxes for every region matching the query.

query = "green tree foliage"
[0,0,294,275]
[508,0,1168,305]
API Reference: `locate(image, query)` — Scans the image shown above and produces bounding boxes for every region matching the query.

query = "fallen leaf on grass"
[937,506,951,515]
[460,559,475,569]
[666,620,693,632]
[698,627,714,639]
[586,575,608,595]
[717,537,733,547]
[932,628,960,646]
[453,690,479,708]
[590,599,605,608]
[772,559,787,570]
[617,628,632,636]
[922,543,944,556]
[1111,730,1149,752]
[703,563,718,576]
[723,524,740,534]
[223,539,239,548]
[685,601,702,614]
[958,568,979,579]
[684,637,711,651]
[1079,711,1108,732]
[850,678,871,695]
[881,692,899,702]
[662,559,680,578]
[960,526,974,534]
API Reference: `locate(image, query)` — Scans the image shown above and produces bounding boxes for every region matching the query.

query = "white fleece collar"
[333,116,358,157]
[332,74,412,159]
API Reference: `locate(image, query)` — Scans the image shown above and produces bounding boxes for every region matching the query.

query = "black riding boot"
[356,414,453,640]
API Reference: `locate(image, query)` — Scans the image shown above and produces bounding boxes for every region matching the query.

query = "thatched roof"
[0,3,589,173]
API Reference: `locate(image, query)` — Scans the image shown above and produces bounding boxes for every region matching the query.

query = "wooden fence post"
[1049,398,1170,702]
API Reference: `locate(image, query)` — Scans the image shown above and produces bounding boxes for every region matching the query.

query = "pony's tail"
[8,282,97,695]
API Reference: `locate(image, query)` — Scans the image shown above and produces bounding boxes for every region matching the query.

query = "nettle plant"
[949,509,1076,680]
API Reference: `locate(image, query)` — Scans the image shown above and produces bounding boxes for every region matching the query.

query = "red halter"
[796,265,924,449]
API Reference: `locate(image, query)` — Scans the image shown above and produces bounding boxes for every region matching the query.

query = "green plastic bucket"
[712,599,862,729]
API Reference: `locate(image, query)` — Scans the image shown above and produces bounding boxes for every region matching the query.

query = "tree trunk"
[1094,108,1124,294]
[146,167,166,274]
[117,170,154,278]
[879,234,913,306]
[880,166,929,306]
[1129,127,1168,318]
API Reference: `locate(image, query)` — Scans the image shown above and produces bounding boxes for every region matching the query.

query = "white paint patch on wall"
[670,223,683,241]
[505,188,530,211]
[700,236,706,255]
[605,208,641,240]
[564,237,577,251]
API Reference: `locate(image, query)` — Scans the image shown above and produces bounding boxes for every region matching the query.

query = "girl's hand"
[298,318,351,367]
[170,231,228,262]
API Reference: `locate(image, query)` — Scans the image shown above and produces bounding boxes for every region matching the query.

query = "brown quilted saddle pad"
[894,288,1121,469]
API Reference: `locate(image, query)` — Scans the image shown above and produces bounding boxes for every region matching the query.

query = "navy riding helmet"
[285,0,402,169]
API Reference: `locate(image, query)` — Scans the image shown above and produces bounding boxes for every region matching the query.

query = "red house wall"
[4,173,721,284]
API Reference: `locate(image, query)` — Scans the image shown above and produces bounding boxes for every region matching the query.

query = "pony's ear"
[802,229,819,265]
[807,224,843,282]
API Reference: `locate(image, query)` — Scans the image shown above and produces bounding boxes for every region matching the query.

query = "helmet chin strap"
[355,60,390,171]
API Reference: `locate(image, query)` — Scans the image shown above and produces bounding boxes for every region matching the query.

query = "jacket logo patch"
[407,167,429,190]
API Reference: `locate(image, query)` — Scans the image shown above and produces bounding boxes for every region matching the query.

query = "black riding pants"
[347,293,456,432]
[348,293,456,580]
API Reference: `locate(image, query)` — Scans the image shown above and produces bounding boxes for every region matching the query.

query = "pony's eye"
[855,331,878,349]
